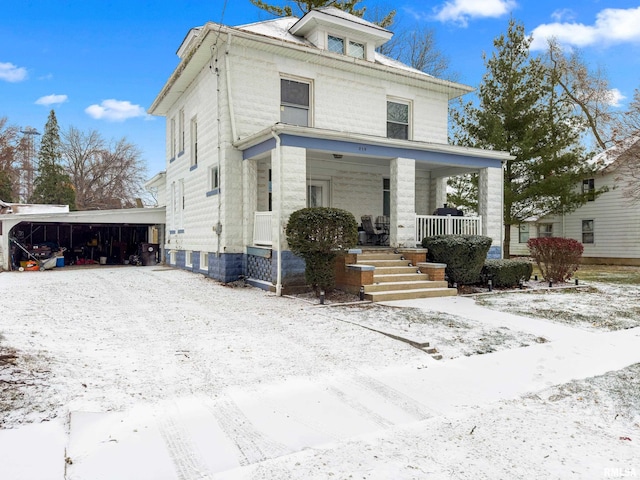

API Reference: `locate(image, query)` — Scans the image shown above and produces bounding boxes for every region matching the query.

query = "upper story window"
[328,35,365,59]
[178,108,185,153]
[281,78,310,127]
[190,116,198,168]
[328,35,344,54]
[582,178,595,201]
[169,117,176,159]
[387,100,410,139]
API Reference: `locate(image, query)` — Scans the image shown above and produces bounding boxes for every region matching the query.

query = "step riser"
[372,267,421,275]
[358,260,411,268]
[365,288,457,302]
[365,281,448,292]
[357,254,403,261]
[374,274,429,283]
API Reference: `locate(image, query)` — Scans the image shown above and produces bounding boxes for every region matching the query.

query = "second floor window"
[169,117,176,159]
[281,78,310,127]
[178,108,185,153]
[582,178,595,201]
[190,116,198,167]
[387,100,410,139]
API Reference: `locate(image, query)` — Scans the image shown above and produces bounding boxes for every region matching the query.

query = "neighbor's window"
[582,219,594,244]
[178,108,185,153]
[327,35,344,54]
[518,224,529,243]
[539,224,553,238]
[281,78,310,127]
[190,116,198,167]
[387,100,410,139]
[582,178,595,201]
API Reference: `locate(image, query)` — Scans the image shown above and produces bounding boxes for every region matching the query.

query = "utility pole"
[19,127,40,202]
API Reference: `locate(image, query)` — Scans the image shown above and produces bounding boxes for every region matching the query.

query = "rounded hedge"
[422,234,492,285]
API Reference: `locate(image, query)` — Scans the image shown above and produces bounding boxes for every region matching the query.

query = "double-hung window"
[582,178,595,201]
[387,100,410,139]
[582,220,594,244]
[539,224,553,238]
[281,78,310,127]
[178,108,185,154]
[190,116,198,168]
[169,117,176,159]
[518,224,529,243]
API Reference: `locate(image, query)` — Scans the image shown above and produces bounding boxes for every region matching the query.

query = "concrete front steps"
[356,251,457,301]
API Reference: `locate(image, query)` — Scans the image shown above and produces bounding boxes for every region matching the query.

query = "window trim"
[206,165,220,197]
[518,224,530,243]
[190,115,198,167]
[582,178,595,201]
[280,76,312,127]
[386,98,411,140]
[200,251,209,271]
[582,219,594,244]
[178,108,185,155]
[169,117,176,160]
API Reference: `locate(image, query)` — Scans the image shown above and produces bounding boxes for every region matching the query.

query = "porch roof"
[237,124,513,171]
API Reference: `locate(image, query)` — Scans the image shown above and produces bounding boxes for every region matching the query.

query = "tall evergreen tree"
[249,0,395,28]
[451,19,601,256]
[30,110,76,208]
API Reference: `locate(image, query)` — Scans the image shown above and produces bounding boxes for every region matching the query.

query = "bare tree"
[0,117,26,202]
[62,127,147,210]
[612,89,640,202]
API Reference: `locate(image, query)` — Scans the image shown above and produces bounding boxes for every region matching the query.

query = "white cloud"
[531,7,640,50]
[434,0,517,26]
[35,94,68,106]
[0,62,28,82]
[85,99,148,122]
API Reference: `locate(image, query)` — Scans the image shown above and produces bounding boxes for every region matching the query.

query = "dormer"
[289,7,392,62]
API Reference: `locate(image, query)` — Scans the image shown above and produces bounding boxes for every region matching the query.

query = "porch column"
[390,157,415,247]
[429,176,448,213]
[242,157,258,247]
[271,145,306,250]
[478,166,504,258]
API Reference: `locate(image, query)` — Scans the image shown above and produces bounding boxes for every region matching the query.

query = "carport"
[0,207,165,271]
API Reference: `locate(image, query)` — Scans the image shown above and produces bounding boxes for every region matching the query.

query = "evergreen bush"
[286,207,358,294]
[482,259,533,287]
[527,237,583,282]
[422,235,492,285]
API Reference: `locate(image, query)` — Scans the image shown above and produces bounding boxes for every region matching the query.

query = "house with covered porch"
[148,7,510,295]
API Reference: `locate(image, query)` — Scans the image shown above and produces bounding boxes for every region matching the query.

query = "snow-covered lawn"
[0,266,639,479]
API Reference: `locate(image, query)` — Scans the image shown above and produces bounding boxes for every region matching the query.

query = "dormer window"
[327,34,365,59]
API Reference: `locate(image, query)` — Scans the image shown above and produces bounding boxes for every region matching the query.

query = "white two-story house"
[510,137,640,265]
[148,7,510,292]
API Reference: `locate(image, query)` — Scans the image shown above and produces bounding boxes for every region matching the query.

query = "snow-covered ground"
[0,266,639,479]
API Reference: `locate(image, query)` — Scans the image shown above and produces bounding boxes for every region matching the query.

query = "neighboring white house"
[510,138,640,265]
[148,7,511,291]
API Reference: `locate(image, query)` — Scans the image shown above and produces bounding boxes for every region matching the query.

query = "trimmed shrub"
[286,207,358,293]
[527,237,584,283]
[482,259,533,288]
[422,235,492,285]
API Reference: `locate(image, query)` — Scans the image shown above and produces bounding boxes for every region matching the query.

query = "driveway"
[1,266,639,479]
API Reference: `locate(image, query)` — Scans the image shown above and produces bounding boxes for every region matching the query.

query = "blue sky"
[2,0,639,176]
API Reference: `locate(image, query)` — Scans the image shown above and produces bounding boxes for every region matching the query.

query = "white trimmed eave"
[0,207,166,226]
[149,22,473,116]
[238,124,513,160]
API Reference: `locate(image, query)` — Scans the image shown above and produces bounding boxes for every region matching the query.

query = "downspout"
[271,128,283,296]
[225,33,237,144]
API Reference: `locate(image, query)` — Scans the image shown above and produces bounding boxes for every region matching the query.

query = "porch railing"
[252,212,482,247]
[253,211,272,246]
[415,214,482,243]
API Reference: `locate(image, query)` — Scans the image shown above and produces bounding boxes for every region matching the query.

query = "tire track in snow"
[324,385,394,429]
[351,373,434,421]
[156,403,214,480]
[202,395,292,467]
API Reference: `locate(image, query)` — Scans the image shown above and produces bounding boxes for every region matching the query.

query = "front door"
[307,179,330,208]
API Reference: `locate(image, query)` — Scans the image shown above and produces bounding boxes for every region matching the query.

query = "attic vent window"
[328,35,365,59]
[328,35,344,54]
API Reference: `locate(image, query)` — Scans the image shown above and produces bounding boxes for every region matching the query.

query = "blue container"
[56,256,65,267]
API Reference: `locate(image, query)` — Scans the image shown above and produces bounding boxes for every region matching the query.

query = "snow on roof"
[236,16,308,45]
[591,136,640,171]
[313,6,388,32]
